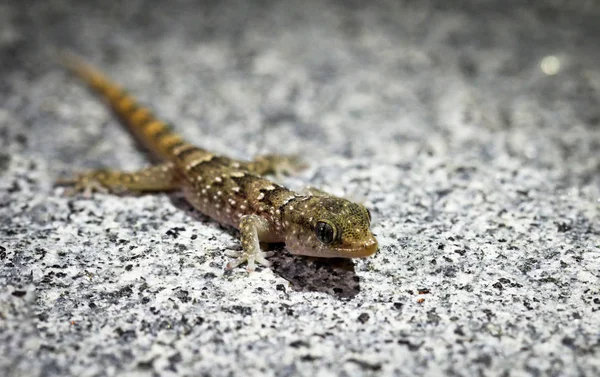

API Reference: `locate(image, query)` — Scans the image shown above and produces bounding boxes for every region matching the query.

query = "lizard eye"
[315,221,337,244]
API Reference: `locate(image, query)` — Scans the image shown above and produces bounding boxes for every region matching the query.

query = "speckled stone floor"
[1,1,599,376]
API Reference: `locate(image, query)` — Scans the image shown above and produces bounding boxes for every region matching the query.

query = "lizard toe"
[225,249,271,272]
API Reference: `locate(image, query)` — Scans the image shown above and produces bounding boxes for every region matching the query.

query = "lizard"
[58,53,378,271]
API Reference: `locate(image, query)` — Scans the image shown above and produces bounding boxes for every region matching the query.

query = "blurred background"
[1,1,599,376]
[1,0,599,187]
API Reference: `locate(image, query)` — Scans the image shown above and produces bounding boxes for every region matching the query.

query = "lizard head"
[283,196,378,258]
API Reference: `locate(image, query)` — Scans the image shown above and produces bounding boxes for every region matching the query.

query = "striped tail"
[60,52,193,162]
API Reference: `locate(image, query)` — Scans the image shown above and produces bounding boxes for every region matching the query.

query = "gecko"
[58,53,378,271]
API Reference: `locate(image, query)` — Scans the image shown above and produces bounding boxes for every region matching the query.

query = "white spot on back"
[173,144,192,156]
[186,155,213,171]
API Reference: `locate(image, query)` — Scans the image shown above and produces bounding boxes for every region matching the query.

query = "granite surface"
[1,1,599,376]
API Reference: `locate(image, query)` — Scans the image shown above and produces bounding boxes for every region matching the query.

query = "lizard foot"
[271,155,308,177]
[56,174,110,198]
[225,249,273,272]
[250,154,308,178]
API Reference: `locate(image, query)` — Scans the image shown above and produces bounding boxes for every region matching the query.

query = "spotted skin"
[59,53,378,270]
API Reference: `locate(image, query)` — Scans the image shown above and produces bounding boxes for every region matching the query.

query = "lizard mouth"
[286,235,378,259]
[334,236,378,258]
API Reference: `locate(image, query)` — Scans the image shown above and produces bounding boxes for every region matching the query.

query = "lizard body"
[60,54,378,270]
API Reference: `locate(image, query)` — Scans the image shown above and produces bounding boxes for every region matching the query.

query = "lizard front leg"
[302,186,332,197]
[226,214,274,272]
[242,154,307,177]
[57,162,179,196]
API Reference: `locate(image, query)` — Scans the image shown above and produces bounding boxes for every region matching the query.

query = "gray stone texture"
[1,1,599,376]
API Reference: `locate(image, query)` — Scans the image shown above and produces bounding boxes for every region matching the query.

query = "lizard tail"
[59,51,191,161]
